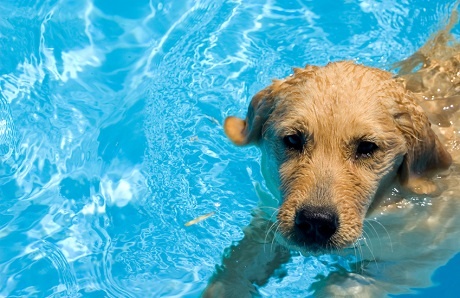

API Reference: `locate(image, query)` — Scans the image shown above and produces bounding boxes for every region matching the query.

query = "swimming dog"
[204,12,460,298]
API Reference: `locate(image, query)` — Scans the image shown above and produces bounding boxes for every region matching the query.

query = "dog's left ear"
[224,85,277,146]
[391,89,452,193]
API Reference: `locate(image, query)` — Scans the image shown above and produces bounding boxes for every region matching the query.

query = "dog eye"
[283,134,304,151]
[356,141,379,158]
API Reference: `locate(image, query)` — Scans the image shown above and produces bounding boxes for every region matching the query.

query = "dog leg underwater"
[203,212,291,297]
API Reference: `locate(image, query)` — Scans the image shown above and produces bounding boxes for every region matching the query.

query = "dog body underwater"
[204,21,460,298]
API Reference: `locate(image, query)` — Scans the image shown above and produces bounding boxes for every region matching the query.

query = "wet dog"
[204,12,460,298]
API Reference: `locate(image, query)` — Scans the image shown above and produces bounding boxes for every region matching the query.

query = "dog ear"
[224,85,276,146]
[392,90,452,193]
[224,65,318,146]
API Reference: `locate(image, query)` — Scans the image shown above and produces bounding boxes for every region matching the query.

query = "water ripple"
[0,95,16,161]
[0,0,459,297]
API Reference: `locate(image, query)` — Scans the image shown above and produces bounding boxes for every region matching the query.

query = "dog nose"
[295,206,338,245]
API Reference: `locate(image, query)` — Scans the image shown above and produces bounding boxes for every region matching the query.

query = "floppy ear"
[224,65,319,146]
[224,85,276,146]
[392,90,452,193]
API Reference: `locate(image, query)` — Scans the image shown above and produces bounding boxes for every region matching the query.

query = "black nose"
[294,206,338,245]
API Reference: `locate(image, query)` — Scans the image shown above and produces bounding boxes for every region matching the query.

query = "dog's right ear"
[224,65,318,146]
[224,86,276,146]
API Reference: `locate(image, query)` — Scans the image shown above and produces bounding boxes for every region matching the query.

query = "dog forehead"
[276,63,392,103]
[269,63,396,136]
[272,102,388,138]
[300,63,391,103]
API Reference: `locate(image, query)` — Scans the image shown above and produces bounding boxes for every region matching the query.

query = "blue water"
[0,0,459,297]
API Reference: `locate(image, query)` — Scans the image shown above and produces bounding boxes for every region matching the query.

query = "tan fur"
[224,61,451,251]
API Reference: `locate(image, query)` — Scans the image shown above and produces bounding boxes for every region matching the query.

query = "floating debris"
[184,211,215,227]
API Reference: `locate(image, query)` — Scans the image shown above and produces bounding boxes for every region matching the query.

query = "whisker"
[364,219,382,250]
[261,206,280,254]
[260,206,279,229]
[271,222,282,253]
[362,230,379,271]
[352,243,363,273]
[264,219,279,252]
[361,229,374,253]
[350,241,364,274]
[356,237,365,273]
[268,208,280,221]
[366,218,393,252]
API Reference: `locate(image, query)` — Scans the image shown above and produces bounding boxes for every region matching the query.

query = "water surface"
[0,0,459,296]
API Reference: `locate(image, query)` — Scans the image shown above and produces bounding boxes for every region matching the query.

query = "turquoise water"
[0,0,459,296]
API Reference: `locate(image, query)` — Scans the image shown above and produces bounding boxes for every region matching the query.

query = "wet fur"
[204,13,459,298]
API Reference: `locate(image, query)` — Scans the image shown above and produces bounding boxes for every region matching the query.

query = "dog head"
[224,61,451,252]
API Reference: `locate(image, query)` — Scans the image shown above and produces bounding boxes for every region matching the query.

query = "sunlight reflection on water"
[0,0,459,297]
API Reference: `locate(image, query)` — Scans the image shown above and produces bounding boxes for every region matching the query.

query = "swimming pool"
[1,0,459,296]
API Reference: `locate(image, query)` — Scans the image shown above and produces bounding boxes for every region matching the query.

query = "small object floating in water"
[184,211,215,227]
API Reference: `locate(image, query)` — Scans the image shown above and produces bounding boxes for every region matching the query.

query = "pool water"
[1,0,459,297]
